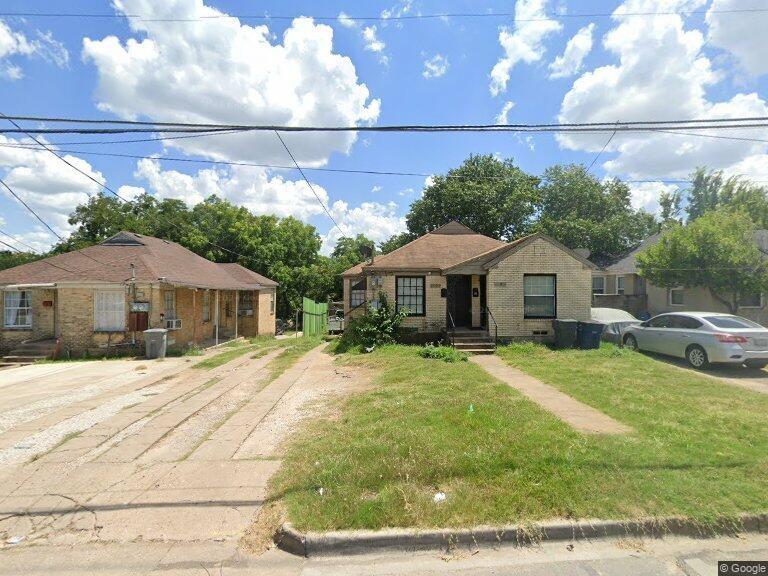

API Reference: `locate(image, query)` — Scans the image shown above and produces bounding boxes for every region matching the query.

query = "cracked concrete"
[0,342,352,554]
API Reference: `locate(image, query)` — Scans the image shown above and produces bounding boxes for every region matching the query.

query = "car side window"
[678,317,702,329]
[648,316,670,328]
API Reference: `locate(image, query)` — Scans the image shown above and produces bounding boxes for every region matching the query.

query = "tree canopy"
[404,154,541,240]
[534,164,658,262]
[637,209,767,314]
[685,167,768,228]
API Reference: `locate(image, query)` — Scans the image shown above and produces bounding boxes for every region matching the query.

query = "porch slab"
[470,355,632,435]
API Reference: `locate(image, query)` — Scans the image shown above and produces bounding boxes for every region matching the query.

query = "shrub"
[337,293,408,352]
[418,344,469,363]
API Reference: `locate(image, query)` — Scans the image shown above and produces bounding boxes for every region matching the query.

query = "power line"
[0,7,765,23]
[587,124,618,172]
[0,177,64,242]
[274,131,345,236]
[0,228,39,253]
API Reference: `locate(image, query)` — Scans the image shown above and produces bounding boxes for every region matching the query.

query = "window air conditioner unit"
[165,318,182,330]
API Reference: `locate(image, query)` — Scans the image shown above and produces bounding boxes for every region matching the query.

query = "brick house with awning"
[342,222,595,343]
[0,232,277,358]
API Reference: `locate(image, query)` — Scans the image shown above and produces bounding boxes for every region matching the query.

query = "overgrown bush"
[418,344,469,363]
[336,293,407,352]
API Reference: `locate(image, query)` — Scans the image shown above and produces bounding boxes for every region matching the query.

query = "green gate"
[302,297,328,337]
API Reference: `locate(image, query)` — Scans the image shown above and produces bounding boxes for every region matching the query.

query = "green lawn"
[272,343,768,532]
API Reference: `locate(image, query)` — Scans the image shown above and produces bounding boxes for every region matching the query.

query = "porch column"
[215,289,219,345]
[234,290,239,339]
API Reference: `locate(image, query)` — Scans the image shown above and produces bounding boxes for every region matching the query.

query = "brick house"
[0,232,277,359]
[342,222,595,344]
[592,230,768,324]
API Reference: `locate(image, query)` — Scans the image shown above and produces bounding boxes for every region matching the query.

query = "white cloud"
[626,181,679,214]
[134,159,330,221]
[381,1,414,24]
[82,1,380,167]
[0,19,68,80]
[371,185,382,193]
[337,12,356,28]
[549,23,594,79]
[321,200,406,254]
[0,137,102,236]
[707,0,768,77]
[489,0,562,96]
[362,25,385,52]
[422,54,449,79]
[557,0,768,185]
[496,101,516,123]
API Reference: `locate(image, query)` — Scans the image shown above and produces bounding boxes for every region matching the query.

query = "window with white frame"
[592,276,605,295]
[350,278,367,309]
[270,291,275,314]
[4,290,32,328]
[202,290,210,322]
[94,290,126,332]
[164,290,176,319]
[524,275,557,319]
[617,276,626,295]
[669,287,684,306]
[739,291,763,308]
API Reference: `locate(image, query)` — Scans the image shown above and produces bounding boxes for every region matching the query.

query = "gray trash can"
[144,328,168,359]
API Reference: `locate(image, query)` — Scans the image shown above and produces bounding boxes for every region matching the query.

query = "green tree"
[0,250,40,271]
[403,154,540,240]
[686,167,768,227]
[535,164,658,262]
[379,232,414,254]
[329,234,374,298]
[637,209,768,314]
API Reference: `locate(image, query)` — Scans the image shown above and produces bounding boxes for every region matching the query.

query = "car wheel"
[745,359,768,369]
[623,334,639,351]
[686,345,709,369]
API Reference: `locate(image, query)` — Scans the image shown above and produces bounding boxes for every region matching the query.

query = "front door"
[447,275,472,328]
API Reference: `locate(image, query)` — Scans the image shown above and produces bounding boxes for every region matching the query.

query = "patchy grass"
[192,339,275,370]
[272,343,768,532]
[265,337,323,381]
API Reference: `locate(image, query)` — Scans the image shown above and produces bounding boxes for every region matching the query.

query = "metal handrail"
[483,306,498,345]
[446,310,456,347]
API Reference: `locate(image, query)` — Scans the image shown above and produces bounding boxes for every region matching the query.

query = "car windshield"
[704,315,764,329]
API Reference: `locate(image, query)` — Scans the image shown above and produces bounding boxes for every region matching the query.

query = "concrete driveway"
[0,343,357,552]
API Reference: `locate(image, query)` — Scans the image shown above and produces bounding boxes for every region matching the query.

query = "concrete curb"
[276,513,768,557]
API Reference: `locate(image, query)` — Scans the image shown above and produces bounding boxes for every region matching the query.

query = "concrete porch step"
[459,348,496,355]
[454,343,495,351]
[1,354,49,363]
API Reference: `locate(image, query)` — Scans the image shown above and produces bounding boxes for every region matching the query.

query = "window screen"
[524,275,556,318]
[94,291,125,332]
[592,276,605,295]
[396,276,425,316]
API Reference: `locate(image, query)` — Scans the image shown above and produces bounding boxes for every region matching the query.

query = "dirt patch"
[239,501,285,555]
[234,352,372,459]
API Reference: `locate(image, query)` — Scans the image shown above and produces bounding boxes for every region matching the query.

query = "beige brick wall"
[361,273,446,333]
[487,238,592,340]
[647,284,768,325]
[0,288,56,353]
[255,288,276,336]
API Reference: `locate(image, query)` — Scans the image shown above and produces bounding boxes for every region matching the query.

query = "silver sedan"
[622,312,768,369]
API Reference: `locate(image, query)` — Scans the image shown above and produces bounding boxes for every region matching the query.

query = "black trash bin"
[552,319,578,349]
[577,321,604,350]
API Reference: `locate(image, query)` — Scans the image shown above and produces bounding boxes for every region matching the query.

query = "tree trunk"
[710,288,737,314]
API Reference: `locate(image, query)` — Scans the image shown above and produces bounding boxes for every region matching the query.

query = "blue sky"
[1,0,767,254]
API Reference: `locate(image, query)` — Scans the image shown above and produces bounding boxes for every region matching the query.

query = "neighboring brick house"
[341,222,595,343]
[0,232,277,358]
[592,230,768,324]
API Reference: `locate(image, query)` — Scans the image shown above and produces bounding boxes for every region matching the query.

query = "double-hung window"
[4,290,32,328]
[164,290,176,319]
[616,276,626,295]
[396,276,425,316]
[524,275,556,319]
[94,290,125,332]
[202,290,211,322]
[669,287,684,306]
[739,292,763,308]
[592,276,605,295]
[350,278,367,309]
[238,291,253,315]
